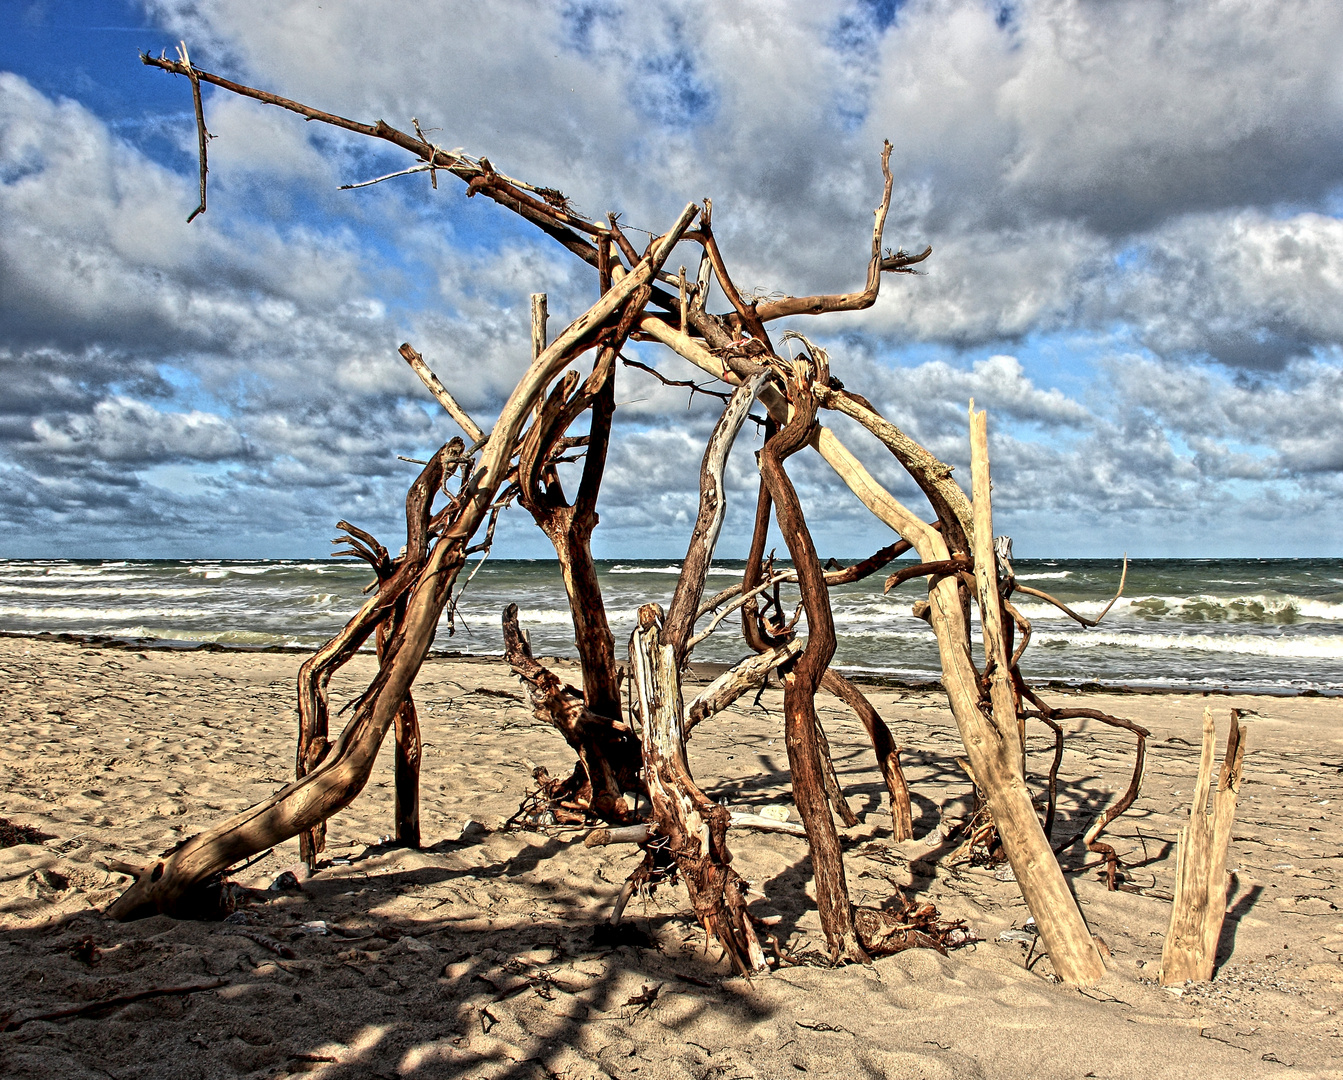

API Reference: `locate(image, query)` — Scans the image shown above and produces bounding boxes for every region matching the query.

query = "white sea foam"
[609,565,683,575]
[99,626,313,647]
[0,585,215,598]
[0,605,215,620]
[511,609,576,625]
[832,607,927,625]
[832,628,945,644]
[1031,629,1343,659]
[1016,571,1072,581]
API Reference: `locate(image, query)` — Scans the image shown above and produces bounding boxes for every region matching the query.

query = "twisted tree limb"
[502,605,639,822]
[758,353,867,964]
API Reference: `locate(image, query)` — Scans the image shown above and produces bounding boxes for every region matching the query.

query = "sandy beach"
[1,634,1340,1078]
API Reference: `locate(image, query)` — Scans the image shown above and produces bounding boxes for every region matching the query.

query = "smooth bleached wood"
[1161,708,1247,985]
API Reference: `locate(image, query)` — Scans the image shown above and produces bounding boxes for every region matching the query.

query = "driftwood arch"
[108,52,1155,988]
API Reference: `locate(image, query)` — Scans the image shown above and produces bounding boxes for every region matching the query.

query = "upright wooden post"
[968,404,1106,986]
[530,293,548,360]
[1161,708,1247,984]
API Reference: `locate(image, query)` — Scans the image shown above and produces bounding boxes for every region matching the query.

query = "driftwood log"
[107,52,1165,987]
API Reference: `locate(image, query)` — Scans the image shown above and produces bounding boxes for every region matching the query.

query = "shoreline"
[3,627,1338,699]
[0,636,1340,1077]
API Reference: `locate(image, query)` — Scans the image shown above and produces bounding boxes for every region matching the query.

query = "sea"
[1,558,1341,695]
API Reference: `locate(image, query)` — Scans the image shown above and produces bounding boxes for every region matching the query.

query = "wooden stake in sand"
[1161,708,1248,985]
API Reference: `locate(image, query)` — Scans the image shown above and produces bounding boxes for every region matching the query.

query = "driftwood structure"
[108,51,1161,987]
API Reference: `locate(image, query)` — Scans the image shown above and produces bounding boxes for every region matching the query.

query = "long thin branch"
[141,52,603,265]
[687,570,791,651]
[662,372,766,659]
[1013,557,1128,628]
[399,344,485,443]
[755,142,931,321]
[817,385,973,555]
[620,355,733,404]
[683,640,805,732]
[883,557,971,593]
[177,42,210,223]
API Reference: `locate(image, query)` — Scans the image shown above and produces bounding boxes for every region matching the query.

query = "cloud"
[1,2,1341,557]
[1097,211,1343,369]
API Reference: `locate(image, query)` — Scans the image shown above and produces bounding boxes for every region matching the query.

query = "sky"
[2,0,1342,560]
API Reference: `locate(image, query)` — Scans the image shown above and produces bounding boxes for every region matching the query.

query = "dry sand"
[0,635,1340,1079]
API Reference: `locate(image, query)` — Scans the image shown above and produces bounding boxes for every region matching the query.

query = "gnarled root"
[502,604,641,823]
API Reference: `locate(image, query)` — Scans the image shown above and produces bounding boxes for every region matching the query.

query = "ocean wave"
[832,607,928,625]
[504,609,575,626]
[609,565,683,575]
[97,626,317,648]
[185,565,277,578]
[832,628,944,644]
[1011,593,1343,623]
[1016,571,1071,581]
[1031,629,1343,659]
[0,605,217,620]
[605,565,742,578]
[0,585,216,598]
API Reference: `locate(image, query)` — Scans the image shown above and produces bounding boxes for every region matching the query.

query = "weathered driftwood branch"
[819,669,913,840]
[502,605,639,822]
[399,344,485,444]
[295,441,457,863]
[1161,709,1247,985]
[516,293,643,723]
[755,142,930,322]
[629,604,767,974]
[662,372,767,660]
[176,42,210,224]
[694,537,912,634]
[684,640,804,731]
[614,375,771,969]
[1014,557,1128,627]
[967,404,1106,984]
[758,352,867,964]
[1053,707,1149,888]
[820,386,973,556]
